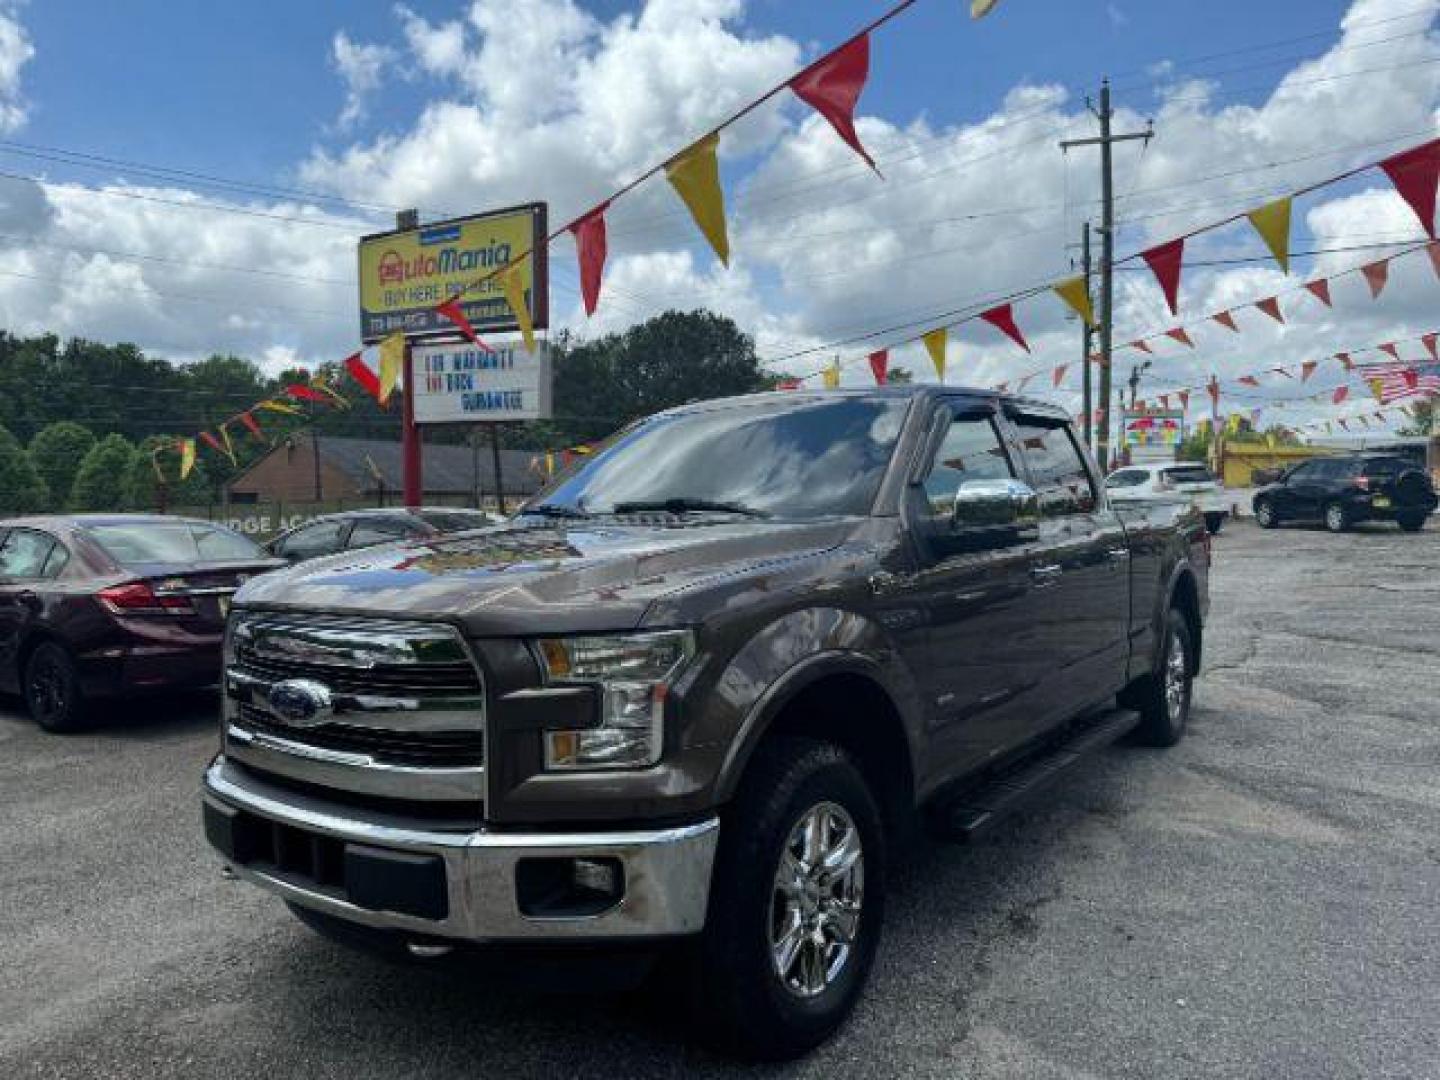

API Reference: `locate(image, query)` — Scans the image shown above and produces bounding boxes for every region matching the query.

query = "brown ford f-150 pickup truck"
[202,387,1209,1059]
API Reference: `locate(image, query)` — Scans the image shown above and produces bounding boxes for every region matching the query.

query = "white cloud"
[0,0,34,134]
[331,32,395,130]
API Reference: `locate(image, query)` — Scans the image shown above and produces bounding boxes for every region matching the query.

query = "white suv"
[1106,463,1229,534]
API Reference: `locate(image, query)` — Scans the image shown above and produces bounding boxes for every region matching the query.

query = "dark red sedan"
[0,515,283,731]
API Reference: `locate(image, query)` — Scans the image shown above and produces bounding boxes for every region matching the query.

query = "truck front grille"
[223,612,487,807]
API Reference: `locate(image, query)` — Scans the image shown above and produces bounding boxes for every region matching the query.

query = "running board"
[935,708,1142,843]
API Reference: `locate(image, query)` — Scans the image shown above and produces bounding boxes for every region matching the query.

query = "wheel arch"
[1167,566,1203,674]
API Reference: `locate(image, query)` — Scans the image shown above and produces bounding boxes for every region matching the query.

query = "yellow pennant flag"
[1052,275,1096,327]
[257,398,302,416]
[501,262,536,353]
[822,358,841,390]
[1247,197,1293,274]
[1368,377,1385,402]
[218,425,238,466]
[1226,413,1241,434]
[178,438,196,480]
[972,0,1002,16]
[923,328,948,381]
[665,133,729,266]
[379,331,405,406]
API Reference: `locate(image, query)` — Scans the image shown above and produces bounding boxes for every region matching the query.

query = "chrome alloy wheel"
[1164,632,1189,725]
[768,801,864,999]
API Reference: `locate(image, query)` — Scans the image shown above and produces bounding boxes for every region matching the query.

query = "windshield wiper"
[610,498,769,518]
[520,504,592,520]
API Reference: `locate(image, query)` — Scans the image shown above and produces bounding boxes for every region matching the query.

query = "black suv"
[1253,454,1437,533]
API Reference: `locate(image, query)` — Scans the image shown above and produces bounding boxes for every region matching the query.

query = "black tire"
[1397,512,1426,533]
[692,737,885,1060]
[1128,609,1194,748]
[24,641,87,733]
[1254,498,1279,529]
[1323,501,1350,534]
[1204,512,1225,535]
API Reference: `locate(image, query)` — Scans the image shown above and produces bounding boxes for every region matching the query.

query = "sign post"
[358,203,548,509]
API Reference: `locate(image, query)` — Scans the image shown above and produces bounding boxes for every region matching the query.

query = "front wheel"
[1324,501,1350,533]
[693,737,884,1060]
[25,641,87,732]
[1254,499,1278,529]
[1397,512,1426,532]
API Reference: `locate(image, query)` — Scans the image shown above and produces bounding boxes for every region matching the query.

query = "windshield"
[86,522,266,565]
[531,397,910,519]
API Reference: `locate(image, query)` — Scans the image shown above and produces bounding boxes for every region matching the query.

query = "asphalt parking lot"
[3,520,1438,1079]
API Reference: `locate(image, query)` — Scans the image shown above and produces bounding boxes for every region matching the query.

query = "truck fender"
[1151,561,1202,675]
[701,607,925,805]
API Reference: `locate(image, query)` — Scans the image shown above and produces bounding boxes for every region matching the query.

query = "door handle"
[1030,564,1063,587]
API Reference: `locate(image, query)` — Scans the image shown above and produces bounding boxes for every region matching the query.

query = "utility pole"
[1061,79,1152,472]
[1080,222,1094,448]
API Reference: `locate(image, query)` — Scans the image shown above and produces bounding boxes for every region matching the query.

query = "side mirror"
[951,478,1040,536]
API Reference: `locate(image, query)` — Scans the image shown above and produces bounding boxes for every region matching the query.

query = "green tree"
[1398,399,1435,437]
[127,435,211,511]
[70,434,137,511]
[0,424,49,513]
[537,310,774,447]
[28,422,96,510]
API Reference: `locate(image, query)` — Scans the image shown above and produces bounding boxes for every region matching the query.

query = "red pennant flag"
[345,351,382,401]
[979,304,1030,353]
[1178,389,1190,411]
[1379,138,1440,238]
[1207,378,1220,406]
[285,383,330,403]
[1332,385,1350,404]
[436,297,494,352]
[1142,238,1185,316]
[1238,375,1260,387]
[1130,339,1154,355]
[569,204,609,317]
[1303,279,1332,307]
[868,349,889,385]
[1379,342,1401,361]
[1164,328,1194,348]
[1213,310,1239,332]
[789,35,878,172]
[198,431,224,455]
[1336,352,1354,372]
[1051,364,1068,388]
[238,411,265,442]
[1429,241,1440,281]
[1404,369,1420,389]
[1159,394,1170,409]
[1255,296,1284,323]
[1361,258,1390,298]
[1422,332,1438,361]
[1301,360,1318,382]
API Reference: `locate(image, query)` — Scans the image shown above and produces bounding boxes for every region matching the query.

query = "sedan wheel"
[1255,500,1278,529]
[25,642,86,733]
[1324,502,1349,533]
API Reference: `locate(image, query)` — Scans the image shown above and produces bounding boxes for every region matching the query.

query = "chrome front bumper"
[202,757,719,943]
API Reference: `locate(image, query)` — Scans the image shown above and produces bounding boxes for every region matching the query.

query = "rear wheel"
[1254,499,1279,529]
[692,737,884,1060]
[24,641,87,733]
[1128,609,1193,748]
[1324,501,1350,533]
[1397,512,1426,532]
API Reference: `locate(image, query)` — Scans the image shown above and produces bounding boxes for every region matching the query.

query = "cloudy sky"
[1,0,1437,432]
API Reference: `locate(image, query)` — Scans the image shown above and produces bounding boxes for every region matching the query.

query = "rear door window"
[1011,418,1097,514]
[0,529,57,579]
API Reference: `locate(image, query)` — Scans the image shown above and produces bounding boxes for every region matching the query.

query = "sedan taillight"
[1351,476,1371,491]
[98,581,195,616]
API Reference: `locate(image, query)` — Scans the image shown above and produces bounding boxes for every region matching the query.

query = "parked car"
[0,515,282,731]
[265,507,502,563]
[1252,453,1437,532]
[201,388,1209,1059]
[1106,462,1229,534]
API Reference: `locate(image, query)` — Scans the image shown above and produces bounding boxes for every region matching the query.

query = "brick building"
[225,434,541,506]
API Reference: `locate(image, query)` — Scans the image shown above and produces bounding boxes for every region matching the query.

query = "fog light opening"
[516,856,625,918]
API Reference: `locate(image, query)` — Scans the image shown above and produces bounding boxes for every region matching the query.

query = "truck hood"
[233,517,855,635]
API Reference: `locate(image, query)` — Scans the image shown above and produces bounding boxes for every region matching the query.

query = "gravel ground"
[2,520,1437,1079]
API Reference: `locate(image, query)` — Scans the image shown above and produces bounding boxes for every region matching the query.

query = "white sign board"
[412,341,552,423]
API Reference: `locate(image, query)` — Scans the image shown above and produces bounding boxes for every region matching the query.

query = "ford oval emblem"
[266,678,333,728]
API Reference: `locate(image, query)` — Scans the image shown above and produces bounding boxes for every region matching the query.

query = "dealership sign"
[358,204,548,343]
[412,341,553,423]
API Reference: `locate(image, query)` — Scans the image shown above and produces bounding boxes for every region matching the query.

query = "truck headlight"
[536,630,695,771]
